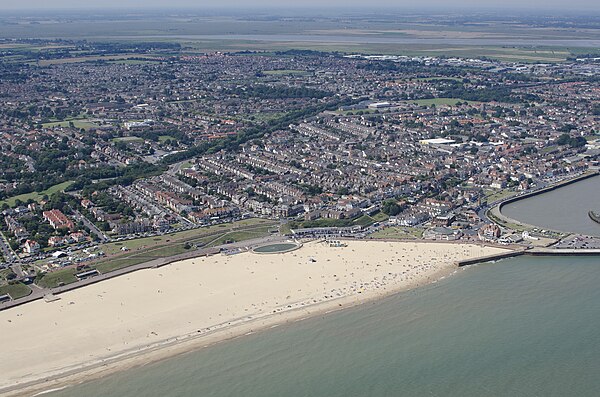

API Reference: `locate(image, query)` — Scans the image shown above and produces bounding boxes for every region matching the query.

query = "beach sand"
[0,240,508,396]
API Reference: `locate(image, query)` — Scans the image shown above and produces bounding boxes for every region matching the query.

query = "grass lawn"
[89,220,276,272]
[206,228,272,247]
[43,119,99,130]
[335,108,380,116]
[100,219,276,256]
[246,112,287,123]
[371,211,390,222]
[0,283,32,299]
[112,136,144,143]
[37,268,79,288]
[0,181,74,208]
[94,227,273,272]
[352,215,376,227]
[180,161,194,169]
[159,135,176,143]
[280,222,293,235]
[94,257,150,274]
[33,219,278,285]
[0,268,16,281]
[136,244,191,258]
[484,189,518,204]
[370,227,424,240]
[540,145,559,154]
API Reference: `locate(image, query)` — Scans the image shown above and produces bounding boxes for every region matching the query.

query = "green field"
[0,181,74,208]
[31,219,279,286]
[159,135,177,143]
[180,161,194,169]
[336,108,381,116]
[100,218,275,256]
[94,257,150,274]
[43,119,99,130]
[36,268,79,288]
[112,136,144,143]
[205,227,273,247]
[371,211,390,222]
[0,283,32,299]
[484,188,518,204]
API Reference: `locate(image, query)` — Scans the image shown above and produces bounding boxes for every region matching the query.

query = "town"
[1,39,600,302]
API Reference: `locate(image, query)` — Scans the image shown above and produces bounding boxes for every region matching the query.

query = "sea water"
[49,255,600,397]
[502,176,600,236]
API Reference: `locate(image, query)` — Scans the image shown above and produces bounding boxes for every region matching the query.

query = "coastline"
[4,266,457,397]
[0,240,508,397]
[490,171,600,236]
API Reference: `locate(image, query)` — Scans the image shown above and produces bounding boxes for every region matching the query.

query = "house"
[23,240,40,254]
[48,236,66,247]
[478,223,501,241]
[42,209,74,231]
[423,227,462,241]
[68,232,87,243]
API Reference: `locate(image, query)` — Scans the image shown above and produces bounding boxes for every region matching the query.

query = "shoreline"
[5,265,458,397]
[490,171,599,236]
[0,241,508,397]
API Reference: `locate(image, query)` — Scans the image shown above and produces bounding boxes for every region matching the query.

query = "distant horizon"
[1,6,600,18]
[1,1,600,14]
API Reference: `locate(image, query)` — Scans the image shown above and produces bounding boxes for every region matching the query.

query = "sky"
[1,0,599,11]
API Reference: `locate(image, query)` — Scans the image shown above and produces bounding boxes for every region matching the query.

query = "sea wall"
[498,172,599,214]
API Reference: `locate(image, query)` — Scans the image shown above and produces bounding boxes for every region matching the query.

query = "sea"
[502,176,600,237]
[49,255,600,397]
[47,178,600,397]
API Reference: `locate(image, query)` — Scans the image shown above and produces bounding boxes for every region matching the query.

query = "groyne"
[457,250,525,266]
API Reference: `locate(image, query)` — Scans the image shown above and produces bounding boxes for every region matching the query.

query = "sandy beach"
[0,240,508,396]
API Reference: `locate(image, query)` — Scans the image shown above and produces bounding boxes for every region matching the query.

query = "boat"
[588,211,600,224]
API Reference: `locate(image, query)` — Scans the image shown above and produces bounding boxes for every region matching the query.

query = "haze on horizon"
[2,0,600,12]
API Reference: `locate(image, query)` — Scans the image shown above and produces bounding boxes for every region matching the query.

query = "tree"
[382,199,401,216]
[337,187,349,196]
[557,133,586,148]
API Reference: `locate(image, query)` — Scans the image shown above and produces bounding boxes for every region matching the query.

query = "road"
[0,230,18,264]
[70,207,110,243]
[10,264,24,278]
[168,160,189,176]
